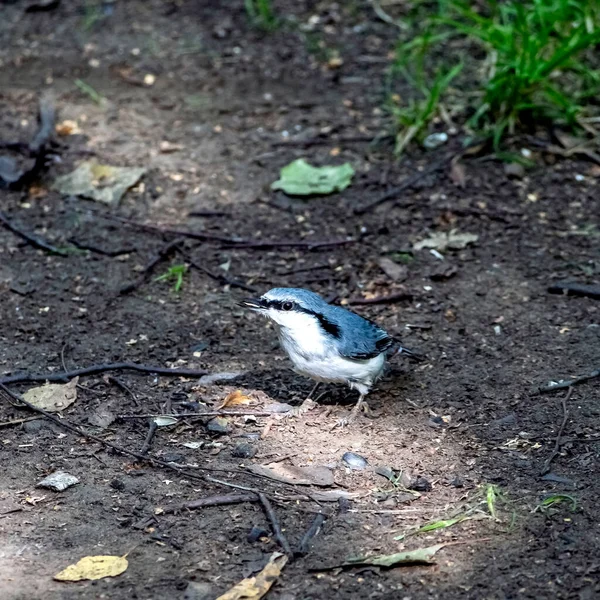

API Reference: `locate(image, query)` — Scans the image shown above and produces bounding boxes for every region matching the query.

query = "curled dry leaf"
[216,552,287,600]
[377,257,408,282]
[54,555,128,582]
[217,389,254,410]
[247,463,334,487]
[22,377,79,412]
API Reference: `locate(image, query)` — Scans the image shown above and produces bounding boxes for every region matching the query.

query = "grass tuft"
[389,0,600,152]
[155,264,187,293]
[245,0,278,31]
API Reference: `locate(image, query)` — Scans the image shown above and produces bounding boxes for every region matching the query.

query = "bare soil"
[0,2,599,599]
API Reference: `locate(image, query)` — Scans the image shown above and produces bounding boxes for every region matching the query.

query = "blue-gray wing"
[336,312,394,360]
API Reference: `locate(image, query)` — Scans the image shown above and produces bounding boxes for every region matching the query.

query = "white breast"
[275,315,386,395]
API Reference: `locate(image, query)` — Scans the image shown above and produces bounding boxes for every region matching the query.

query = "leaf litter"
[52,161,146,205]
[216,552,287,600]
[22,377,79,412]
[271,159,354,196]
[54,555,128,582]
[414,230,479,252]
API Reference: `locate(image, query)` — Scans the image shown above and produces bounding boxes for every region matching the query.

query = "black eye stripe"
[264,299,342,339]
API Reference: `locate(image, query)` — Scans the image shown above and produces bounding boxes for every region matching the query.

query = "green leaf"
[271,159,354,196]
[342,543,446,568]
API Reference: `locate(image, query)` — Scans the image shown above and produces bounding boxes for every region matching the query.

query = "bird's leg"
[288,382,320,418]
[337,393,368,427]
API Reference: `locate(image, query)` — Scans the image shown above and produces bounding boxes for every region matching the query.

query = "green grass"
[154,264,187,293]
[74,79,104,105]
[390,0,600,152]
[245,0,278,31]
[534,493,578,513]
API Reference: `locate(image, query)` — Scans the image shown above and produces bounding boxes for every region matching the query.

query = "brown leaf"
[22,377,79,412]
[247,463,334,487]
[216,553,287,600]
[217,390,253,410]
[449,161,466,188]
[377,257,408,282]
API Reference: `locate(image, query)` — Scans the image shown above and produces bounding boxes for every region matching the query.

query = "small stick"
[0,383,238,476]
[118,410,287,419]
[0,362,208,385]
[539,369,600,393]
[0,210,67,255]
[180,250,258,294]
[354,153,455,215]
[140,419,158,455]
[106,376,140,407]
[347,291,414,305]
[119,237,183,295]
[221,239,355,251]
[68,238,137,257]
[161,493,258,514]
[258,492,293,558]
[541,387,573,475]
[0,416,39,428]
[271,135,379,148]
[295,513,326,557]
[548,282,600,300]
[188,210,229,218]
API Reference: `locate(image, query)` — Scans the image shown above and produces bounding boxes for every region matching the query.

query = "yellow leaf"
[216,553,287,600]
[217,390,253,410]
[54,555,128,582]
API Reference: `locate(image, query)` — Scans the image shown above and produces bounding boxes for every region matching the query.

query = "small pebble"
[110,478,125,491]
[247,525,269,543]
[23,419,44,433]
[341,451,368,470]
[410,476,432,492]
[423,132,448,149]
[232,443,256,459]
[162,452,185,464]
[37,471,79,492]
[450,476,464,488]
[206,417,230,434]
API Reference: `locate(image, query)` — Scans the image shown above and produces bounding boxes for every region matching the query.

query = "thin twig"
[271,135,379,148]
[118,410,288,419]
[106,376,140,407]
[0,210,67,255]
[180,249,258,293]
[258,492,293,558]
[119,237,184,295]
[539,369,600,393]
[548,282,600,300]
[0,382,238,475]
[0,362,208,385]
[68,238,137,257]
[354,153,456,215]
[161,493,258,514]
[541,387,573,475]
[296,513,326,557]
[0,416,39,428]
[140,419,158,455]
[221,239,355,250]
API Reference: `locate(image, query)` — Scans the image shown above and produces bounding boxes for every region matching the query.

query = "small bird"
[239,287,423,425]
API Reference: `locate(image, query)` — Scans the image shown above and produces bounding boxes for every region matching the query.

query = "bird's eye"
[281,301,294,311]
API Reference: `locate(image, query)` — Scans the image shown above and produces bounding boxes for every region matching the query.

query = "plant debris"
[271,159,354,196]
[22,377,78,412]
[54,555,128,582]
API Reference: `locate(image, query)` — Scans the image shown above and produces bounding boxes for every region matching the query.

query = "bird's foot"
[335,399,369,428]
[286,398,318,418]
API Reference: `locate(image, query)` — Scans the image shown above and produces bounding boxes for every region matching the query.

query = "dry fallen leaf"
[449,161,466,188]
[23,377,79,412]
[217,389,253,410]
[414,230,478,252]
[54,555,128,582]
[216,552,287,600]
[55,120,81,136]
[248,463,334,487]
[377,257,408,282]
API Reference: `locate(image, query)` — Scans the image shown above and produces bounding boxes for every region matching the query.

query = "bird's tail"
[394,344,427,362]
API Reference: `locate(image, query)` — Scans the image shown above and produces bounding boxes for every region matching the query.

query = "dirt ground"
[1,2,599,599]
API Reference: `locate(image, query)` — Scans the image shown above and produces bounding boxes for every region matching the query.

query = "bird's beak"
[238,297,267,310]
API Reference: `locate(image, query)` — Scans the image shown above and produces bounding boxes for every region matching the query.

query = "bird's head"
[239,288,336,333]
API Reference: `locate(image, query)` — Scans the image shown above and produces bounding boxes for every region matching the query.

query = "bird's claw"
[286,398,317,418]
[335,401,369,427]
